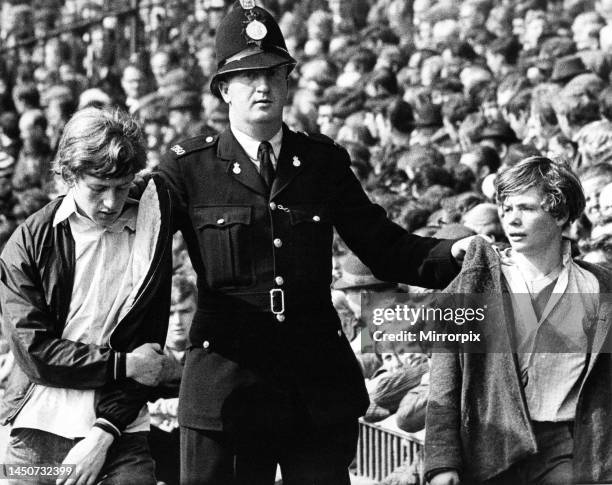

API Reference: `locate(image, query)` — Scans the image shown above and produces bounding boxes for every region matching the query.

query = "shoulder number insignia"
[171,145,186,156]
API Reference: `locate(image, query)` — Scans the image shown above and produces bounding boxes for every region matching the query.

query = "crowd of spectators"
[2,0,612,483]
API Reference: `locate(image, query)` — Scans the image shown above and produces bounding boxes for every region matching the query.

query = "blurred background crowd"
[1,0,612,483]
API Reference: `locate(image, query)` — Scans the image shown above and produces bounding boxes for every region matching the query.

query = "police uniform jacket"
[158,125,460,432]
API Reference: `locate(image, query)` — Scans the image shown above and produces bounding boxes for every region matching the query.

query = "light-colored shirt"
[14,191,150,438]
[231,126,283,171]
[499,241,599,421]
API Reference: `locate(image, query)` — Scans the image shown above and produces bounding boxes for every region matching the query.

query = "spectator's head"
[485,37,521,76]
[412,164,454,197]
[121,64,145,101]
[580,162,612,226]
[150,48,179,87]
[460,145,501,180]
[307,9,333,44]
[575,119,612,167]
[599,87,612,122]
[486,4,513,37]
[547,132,578,162]
[599,182,612,224]
[553,80,601,139]
[462,202,504,240]
[581,234,612,267]
[496,157,585,248]
[45,90,77,130]
[459,1,488,37]
[396,145,445,180]
[572,11,604,50]
[496,72,529,112]
[18,109,47,143]
[12,82,40,113]
[527,83,561,151]
[167,274,197,351]
[196,43,217,79]
[168,91,201,136]
[53,108,146,228]
[504,89,532,141]
[522,9,548,50]
[597,0,612,23]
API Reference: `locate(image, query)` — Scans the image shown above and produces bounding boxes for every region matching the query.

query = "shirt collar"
[53,190,138,233]
[498,239,572,269]
[231,126,283,162]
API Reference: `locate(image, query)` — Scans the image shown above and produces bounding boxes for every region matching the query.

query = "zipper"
[3,382,35,425]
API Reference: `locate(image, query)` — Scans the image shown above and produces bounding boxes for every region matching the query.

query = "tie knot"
[258,141,272,157]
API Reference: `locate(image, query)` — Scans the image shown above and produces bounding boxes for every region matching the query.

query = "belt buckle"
[270,288,285,314]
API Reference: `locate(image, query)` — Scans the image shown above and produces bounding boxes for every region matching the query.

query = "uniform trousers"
[180,419,358,485]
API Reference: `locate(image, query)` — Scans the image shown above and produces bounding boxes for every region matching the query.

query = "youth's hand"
[56,427,113,485]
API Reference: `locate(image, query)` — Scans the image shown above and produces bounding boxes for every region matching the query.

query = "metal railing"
[355,418,424,484]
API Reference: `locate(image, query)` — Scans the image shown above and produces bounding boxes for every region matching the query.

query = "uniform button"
[276,314,285,322]
[313,215,321,222]
[206,136,214,143]
[203,340,210,349]
[217,218,225,225]
[275,276,284,285]
[273,238,283,248]
[337,330,342,337]
[269,202,277,210]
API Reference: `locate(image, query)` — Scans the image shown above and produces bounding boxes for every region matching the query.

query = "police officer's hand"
[450,235,493,264]
[126,343,168,387]
[429,470,460,485]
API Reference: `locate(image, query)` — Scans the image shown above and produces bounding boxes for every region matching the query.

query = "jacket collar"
[217,124,306,199]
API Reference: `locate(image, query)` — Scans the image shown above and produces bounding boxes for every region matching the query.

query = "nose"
[101,190,119,211]
[254,73,272,92]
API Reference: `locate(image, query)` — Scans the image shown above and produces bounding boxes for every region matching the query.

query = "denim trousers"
[4,427,156,485]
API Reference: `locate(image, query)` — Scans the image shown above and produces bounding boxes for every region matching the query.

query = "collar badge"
[170,145,185,155]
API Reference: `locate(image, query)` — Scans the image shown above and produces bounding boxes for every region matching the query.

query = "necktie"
[257,141,275,189]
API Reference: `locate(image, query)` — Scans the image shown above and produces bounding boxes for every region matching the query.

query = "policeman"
[158,2,474,484]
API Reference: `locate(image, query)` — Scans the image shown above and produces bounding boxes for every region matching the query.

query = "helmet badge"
[240,0,267,45]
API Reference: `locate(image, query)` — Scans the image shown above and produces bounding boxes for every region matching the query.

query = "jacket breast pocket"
[192,205,254,289]
[289,205,333,280]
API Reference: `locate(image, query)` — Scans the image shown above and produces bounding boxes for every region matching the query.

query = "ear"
[556,212,569,228]
[219,80,231,104]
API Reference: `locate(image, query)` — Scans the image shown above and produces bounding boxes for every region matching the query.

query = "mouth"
[254,99,273,106]
[507,233,527,240]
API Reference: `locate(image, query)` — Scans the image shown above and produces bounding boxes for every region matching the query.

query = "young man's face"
[166,293,196,350]
[220,65,288,132]
[499,187,566,255]
[71,173,134,227]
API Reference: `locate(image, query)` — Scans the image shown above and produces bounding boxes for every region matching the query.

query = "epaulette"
[299,131,337,147]
[169,134,218,158]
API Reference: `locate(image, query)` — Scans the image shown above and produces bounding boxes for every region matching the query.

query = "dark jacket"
[0,176,173,432]
[157,125,461,431]
[425,237,612,483]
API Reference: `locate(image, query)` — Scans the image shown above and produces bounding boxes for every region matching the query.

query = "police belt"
[197,288,331,314]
